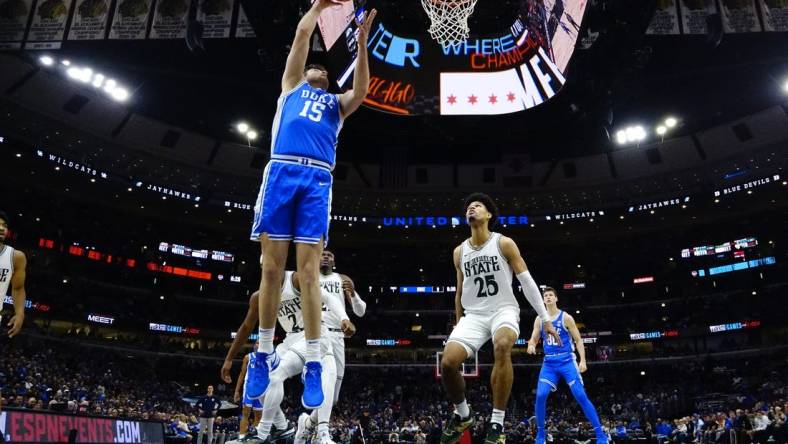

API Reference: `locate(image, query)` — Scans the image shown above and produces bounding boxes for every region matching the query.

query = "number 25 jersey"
[271,81,344,167]
[460,232,519,316]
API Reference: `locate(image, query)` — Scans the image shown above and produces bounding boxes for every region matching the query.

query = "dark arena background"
[1,0,787,443]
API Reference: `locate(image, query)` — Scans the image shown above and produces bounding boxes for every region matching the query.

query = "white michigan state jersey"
[0,245,14,298]
[320,272,344,330]
[278,271,304,334]
[460,232,519,315]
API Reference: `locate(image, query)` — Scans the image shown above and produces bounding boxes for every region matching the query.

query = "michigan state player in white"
[439,194,561,444]
[254,271,355,444]
[247,0,377,410]
[0,211,27,340]
[295,250,367,443]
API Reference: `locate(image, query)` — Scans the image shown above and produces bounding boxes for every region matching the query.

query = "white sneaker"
[318,431,336,444]
[294,413,311,444]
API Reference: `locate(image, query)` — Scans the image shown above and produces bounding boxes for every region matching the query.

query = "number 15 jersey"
[271,81,344,167]
[460,232,519,316]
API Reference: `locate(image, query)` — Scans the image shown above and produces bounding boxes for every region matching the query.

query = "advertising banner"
[67,0,111,40]
[1,409,164,443]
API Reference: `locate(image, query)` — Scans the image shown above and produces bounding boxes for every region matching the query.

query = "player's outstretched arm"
[499,236,563,346]
[221,292,259,383]
[452,246,464,323]
[7,250,26,338]
[527,316,542,355]
[282,0,334,92]
[339,8,377,118]
[234,354,249,402]
[564,314,587,372]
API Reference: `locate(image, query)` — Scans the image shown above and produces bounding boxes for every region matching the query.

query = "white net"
[421,0,479,46]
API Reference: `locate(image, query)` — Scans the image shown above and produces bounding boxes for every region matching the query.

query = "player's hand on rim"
[543,321,563,346]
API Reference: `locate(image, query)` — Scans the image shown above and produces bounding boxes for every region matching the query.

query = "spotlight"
[61,59,71,66]
[782,79,788,93]
[39,55,54,66]
[110,87,129,102]
[665,117,678,128]
[615,130,627,145]
[656,125,667,136]
[67,67,81,79]
[103,79,117,92]
[78,68,93,83]
[92,73,105,88]
[246,130,258,140]
[236,122,249,133]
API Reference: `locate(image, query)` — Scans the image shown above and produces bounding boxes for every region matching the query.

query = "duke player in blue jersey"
[527,287,607,444]
[246,0,377,411]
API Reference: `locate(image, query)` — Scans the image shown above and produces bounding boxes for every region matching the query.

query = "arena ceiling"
[9,0,788,164]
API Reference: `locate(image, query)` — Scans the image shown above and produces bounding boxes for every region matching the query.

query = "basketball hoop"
[421,0,478,46]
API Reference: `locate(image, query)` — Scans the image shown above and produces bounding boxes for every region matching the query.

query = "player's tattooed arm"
[453,245,464,323]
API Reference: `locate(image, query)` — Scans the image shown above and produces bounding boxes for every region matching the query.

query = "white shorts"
[447,308,520,357]
[326,334,346,379]
[275,330,334,365]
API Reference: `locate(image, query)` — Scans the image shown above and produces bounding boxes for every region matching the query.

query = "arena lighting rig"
[38,54,131,102]
[615,116,680,146]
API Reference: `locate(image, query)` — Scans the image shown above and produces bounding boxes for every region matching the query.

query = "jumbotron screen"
[318,0,587,115]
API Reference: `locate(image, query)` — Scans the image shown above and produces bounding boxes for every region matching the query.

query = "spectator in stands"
[752,410,771,443]
[212,416,226,444]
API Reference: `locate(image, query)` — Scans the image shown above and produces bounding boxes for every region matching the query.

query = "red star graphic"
[488,94,498,105]
[507,92,516,102]
[468,94,478,105]
[447,94,457,105]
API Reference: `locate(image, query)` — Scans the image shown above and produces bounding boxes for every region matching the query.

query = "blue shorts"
[243,391,263,410]
[250,158,333,245]
[538,354,583,391]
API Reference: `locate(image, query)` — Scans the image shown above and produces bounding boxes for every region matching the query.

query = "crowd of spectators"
[6,334,785,444]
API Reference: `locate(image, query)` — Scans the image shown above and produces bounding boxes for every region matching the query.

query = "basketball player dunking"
[247,0,377,410]
[0,211,27,340]
[527,287,607,444]
[294,250,367,443]
[439,194,561,444]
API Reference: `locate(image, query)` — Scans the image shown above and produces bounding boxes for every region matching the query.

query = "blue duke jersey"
[272,82,344,167]
[541,311,574,358]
